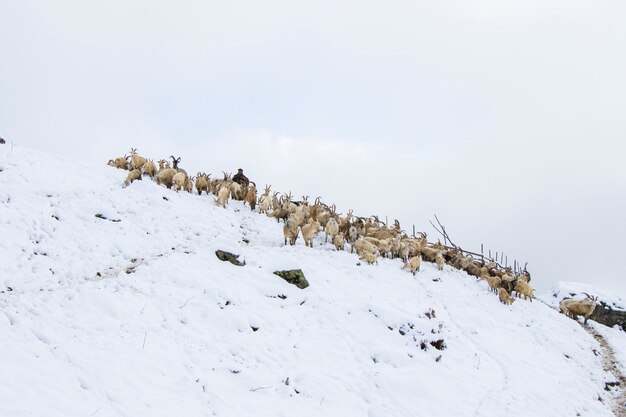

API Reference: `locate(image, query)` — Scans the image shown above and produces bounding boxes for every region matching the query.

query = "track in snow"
[585,324,626,417]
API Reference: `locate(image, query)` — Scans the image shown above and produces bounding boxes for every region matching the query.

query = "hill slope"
[0,145,622,417]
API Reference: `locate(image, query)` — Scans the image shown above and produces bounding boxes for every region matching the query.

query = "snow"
[0,144,624,416]
[590,322,626,378]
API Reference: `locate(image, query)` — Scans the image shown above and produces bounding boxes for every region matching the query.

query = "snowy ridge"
[546,282,626,312]
[0,145,623,417]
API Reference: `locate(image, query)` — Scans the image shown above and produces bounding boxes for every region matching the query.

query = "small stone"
[430,339,446,350]
[215,250,245,266]
[273,269,309,289]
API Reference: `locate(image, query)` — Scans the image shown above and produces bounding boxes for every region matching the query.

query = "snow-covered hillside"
[0,145,624,417]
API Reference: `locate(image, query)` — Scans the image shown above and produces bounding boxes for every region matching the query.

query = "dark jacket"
[232,172,249,186]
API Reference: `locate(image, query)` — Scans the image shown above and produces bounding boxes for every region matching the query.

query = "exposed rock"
[95,213,121,223]
[273,269,309,289]
[430,339,447,350]
[215,250,245,266]
[590,302,626,331]
[0,137,5,144]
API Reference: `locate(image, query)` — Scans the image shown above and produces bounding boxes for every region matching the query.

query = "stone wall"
[590,302,626,331]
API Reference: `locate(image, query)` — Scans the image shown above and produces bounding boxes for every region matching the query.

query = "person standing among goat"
[232,168,249,186]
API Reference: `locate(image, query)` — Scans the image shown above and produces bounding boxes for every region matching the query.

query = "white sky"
[1,0,625,296]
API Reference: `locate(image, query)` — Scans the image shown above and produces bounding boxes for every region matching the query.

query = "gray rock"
[215,250,245,266]
[273,269,309,289]
[590,303,626,331]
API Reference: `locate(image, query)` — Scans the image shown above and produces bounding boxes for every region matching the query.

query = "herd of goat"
[108,149,599,323]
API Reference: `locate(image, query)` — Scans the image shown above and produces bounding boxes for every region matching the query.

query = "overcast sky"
[1,0,625,296]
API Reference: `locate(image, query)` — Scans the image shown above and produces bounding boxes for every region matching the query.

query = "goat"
[360,251,378,265]
[499,288,515,305]
[390,238,402,259]
[518,271,531,283]
[184,176,194,193]
[421,243,441,263]
[157,159,170,171]
[351,237,377,256]
[484,261,497,270]
[107,155,130,170]
[289,204,308,227]
[403,256,421,276]
[169,155,182,170]
[453,254,473,270]
[271,191,281,211]
[215,183,230,208]
[435,251,445,271]
[325,217,339,243]
[301,219,321,248]
[141,159,157,178]
[559,293,598,324]
[399,242,411,263]
[123,169,142,187]
[399,239,420,262]
[308,198,322,223]
[169,155,188,178]
[465,261,484,278]
[230,181,244,200]
[376,238,394,258]
[155,168,177,189]
[337,209,355,234]
[243,182,257,210]
[366,218,402,240]
[210,174,228,195]
[195,173,210,195]
[280,192,298,214]
[481,274,501,294]
[271,207,290,223]
[129,148,147,170]
[500,273,517,294]
[514,280,535,301]
[258,185,272,214]
[347,225,359,245]
[283,215,299,246]
[333,233,345,251]
[317,204,335,228]
[172,171,187,192]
